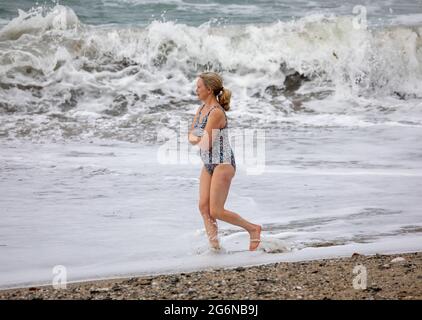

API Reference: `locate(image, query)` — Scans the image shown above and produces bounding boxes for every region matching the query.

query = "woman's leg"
[209,164,262,250]
[199,166,220,249]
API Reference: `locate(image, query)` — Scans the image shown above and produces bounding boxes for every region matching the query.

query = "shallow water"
[1,124,421,288]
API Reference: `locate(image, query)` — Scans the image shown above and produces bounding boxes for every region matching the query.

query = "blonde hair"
[198,72,231,111]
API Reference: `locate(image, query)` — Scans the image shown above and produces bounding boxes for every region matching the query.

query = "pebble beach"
[1,252,420,300]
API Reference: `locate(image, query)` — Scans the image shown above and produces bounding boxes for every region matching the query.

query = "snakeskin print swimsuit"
[192,104,236,175]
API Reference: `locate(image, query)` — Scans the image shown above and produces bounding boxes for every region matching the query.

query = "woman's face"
[196,78,211,102]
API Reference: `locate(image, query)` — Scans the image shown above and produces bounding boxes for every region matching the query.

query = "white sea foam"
[0,5,421,142]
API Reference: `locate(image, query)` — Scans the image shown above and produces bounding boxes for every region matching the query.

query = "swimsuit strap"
[220,106,228,128]
[197,105,217,124]
[197,104,228,128]
[198,103,206,115]
[194,104,206,126]
[204,105,218,118]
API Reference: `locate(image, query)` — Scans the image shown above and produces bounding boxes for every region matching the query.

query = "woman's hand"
[188,132,201,145]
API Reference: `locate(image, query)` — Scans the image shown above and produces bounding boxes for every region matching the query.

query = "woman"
[188,72,262,251]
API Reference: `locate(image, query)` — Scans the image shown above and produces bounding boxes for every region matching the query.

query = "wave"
[0,4,421,142]
[0,5,80,41]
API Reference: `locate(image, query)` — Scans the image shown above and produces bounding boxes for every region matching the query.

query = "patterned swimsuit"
[192,104,236,175]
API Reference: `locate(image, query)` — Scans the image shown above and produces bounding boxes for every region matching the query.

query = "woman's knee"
[209,206,224,220]
[198,201,210,216]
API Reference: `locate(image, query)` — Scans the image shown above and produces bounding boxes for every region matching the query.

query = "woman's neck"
[203,96,219,108]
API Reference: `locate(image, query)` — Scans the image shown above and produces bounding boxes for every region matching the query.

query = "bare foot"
[210,245,221,253]
[210,242,221,251]
[209,236,220,251]
[248,224,262,251]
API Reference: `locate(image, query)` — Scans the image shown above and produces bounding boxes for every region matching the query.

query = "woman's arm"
[189,106,202,135]
[188,106,202,145]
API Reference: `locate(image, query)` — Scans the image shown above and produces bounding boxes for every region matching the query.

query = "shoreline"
[1,251,421,300]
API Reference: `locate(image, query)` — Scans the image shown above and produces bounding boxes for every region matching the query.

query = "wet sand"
[1,252,421,300]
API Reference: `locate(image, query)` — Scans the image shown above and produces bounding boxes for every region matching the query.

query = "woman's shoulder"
[209,105,225,116]
[207,106,226,127]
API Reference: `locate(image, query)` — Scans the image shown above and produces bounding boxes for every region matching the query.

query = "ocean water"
[0,0,422,289]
